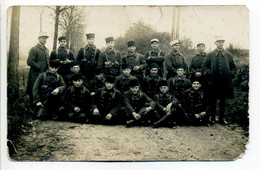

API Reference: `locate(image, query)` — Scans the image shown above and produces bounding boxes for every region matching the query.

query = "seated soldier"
[123,79,156,127]
[63,61,81,87]
[114,63,137,93]
[86,68,105,96]
[168,66,191,102]
[33,61,66,120]
[142,63,163,99]
[152,80,181,128]
[91,76,126,125]
[183,77,209,126]
[60,73,92,123]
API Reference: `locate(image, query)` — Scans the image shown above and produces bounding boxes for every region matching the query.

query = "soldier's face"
[38,37,48,45]
[171,44,180,52]
[192,81,201,90]
[96,73,104,80]
[128,46,136,53]
[49,67,58,74]
[71,66,80,73]
[122,68,131,77]
[176,68,185,76]
[107,41,115,49]
[105,82,114,90]
[151,42,159,50]
[73,79,83,88]
[87,38,95,46]
[130,86,139,94]
[160,86,169,94]
[197,45,205,53]
[215,41,225,49]
[59,40,67,47]
[150,68,158,76]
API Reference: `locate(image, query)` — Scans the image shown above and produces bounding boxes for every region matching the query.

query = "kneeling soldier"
[33,61,66,120]
[183,77,209,125]
[114,63,138,93]
[123,79,156,127]
[63,61,82,87]
[152,80,180,128]
[92,76,125,124]
[60,73,92,123]
[86,68,105,96]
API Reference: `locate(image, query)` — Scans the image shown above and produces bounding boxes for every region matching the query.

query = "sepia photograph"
[5,5,249,162]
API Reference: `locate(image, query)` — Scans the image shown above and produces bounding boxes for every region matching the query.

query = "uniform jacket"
[86,76,106,93]
[189,52,207,75]
[27,43,49,94]
[123,90,155,114]
[168,75,191,101]
[182,88,205,114]
[64,72,86,88]
[165,50,188,78]
[142,74,163,98]
[32,70,66,104]
[50,46,75,76]
[122,52,147,76]
[62,85,92,112]
[144,49,166,77]
[203,48,236,99]
[114,74,137,93]
[153,92,179,111]
[93,87,122,116]
[97,48,121,76]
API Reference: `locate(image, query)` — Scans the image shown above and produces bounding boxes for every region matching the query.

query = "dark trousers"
[209,98,226,122]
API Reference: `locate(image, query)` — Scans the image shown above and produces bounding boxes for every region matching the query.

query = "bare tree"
[8,6,20,98]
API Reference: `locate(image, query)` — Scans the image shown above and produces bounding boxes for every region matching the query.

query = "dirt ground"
[9,120,248,161]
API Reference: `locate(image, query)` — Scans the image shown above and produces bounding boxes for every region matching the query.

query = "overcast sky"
[7,5,249,66]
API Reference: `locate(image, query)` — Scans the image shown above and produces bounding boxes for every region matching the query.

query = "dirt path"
[10,120,248,161]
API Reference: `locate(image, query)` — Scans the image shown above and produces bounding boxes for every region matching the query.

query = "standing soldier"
[190,42,208,88]
[203,36,236,124]
[165,40,188,79]
[27,32,50,108]
[122,41,147,83]
[77,33,101,81]
[144,39,166,78]
[97,37,121,77]
[49,36,75,78]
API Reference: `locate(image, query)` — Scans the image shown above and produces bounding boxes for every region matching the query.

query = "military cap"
[69,61,80,67]
[150,63,159,69]
[49,60,60,68]
[215,36,225,42]
[122,63,131,70]
[176,65,185,70]
[197,42,205,47]
[190,76,202,83]
[170,39,180,46]
[105,76,116,83]
[158,80,169,87]
[95,68,104,75]
[127,41,135,47]
[129,78,140,87]
[86,33,95,39]
[151,38,159,43]
[71,73,83,81]
[105,37,114,43]
[58,36,66,41]
[38,32,49,38]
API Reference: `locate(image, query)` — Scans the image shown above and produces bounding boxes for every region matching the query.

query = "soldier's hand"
[93,108,100,116]
[36,102,43,107]
[90,92,95,96]
[52,88,60,95]
[166,103,172,110]
[105,113,112,120]
[195,72,202,76]
[133,66,140,71]
[74,107,81,112]
[166,111,172,116]
[132,112,141,120]
[145,106,152,113]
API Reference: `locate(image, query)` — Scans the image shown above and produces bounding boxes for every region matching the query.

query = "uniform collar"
[58,46,67,51]
[127,51,137,57]
[151,48,160,53]
[37,43,46,50]
[105,48,117,54]
[213,48,226,55]
[85,44,96,50]
[46,70,58,76]
[170,50,180,55]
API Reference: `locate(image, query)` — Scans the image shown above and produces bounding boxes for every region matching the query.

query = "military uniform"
[32,69,66,119]
[86,76,106,93]
[50,46,75,77]
[168,75,191,102]
[144,49,166,77]
[142,74,163,99]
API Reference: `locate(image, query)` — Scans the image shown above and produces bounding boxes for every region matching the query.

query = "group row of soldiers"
[26,32,236,128]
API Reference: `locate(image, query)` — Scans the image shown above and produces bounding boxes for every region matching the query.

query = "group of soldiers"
[26,31,236,128]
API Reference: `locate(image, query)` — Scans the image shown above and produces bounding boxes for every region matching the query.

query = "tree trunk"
[52,6,61,50]
[8,6,20,98]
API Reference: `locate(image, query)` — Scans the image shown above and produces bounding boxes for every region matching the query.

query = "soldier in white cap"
[144,38,166,78]
[203,36,236,125]
[165,39,188,79]
[27,32,50,109]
